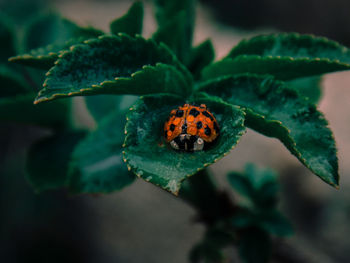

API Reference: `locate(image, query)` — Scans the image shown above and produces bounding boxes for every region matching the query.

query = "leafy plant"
[3,0,350,262]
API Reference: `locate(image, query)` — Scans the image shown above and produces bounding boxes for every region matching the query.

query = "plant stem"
[179,169,236,226]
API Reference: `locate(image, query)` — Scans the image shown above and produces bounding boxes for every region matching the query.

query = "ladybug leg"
[193,137,204,151]
[170,140,179,150]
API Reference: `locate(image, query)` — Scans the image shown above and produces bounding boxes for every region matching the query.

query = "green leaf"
[110,1,143,36]
[201,55,350,81]
[9,13,103,69]
[199,75,338,187]
[0,93,70,127]
[227,172,255,200]
[203,33,350,81]
[35,34,193,104]
[0,13,16,63]
[259,210,293,237]
[230,209,256,228]
[85,95,137,123]
[286,76,322,104]
[187,39,215,79]
[238,228,271,263]
[68,110,135,194]
[0,65,30,97]
[153,0,195,63]
[26,131,86,193]
[123,94,246,195]
[228,33,350,61]
[23,13,103,51]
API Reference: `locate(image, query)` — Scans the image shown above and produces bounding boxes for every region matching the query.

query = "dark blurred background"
[1,0,350,262]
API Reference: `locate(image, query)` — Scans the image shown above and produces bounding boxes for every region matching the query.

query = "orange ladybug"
[164,104,220,151]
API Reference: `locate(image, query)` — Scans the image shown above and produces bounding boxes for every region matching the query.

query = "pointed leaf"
[202,55,350,81]
[199,75,338,187]
[227,172,255,200]
[187,39,215,79]
[35,34,193,103]
[110,1,143,36]
[9,13,103,69]
[26,131,86,193]
[153,0,195,63]
[68,110,135,194]
[123,94,246,195]
[228,33,350,61]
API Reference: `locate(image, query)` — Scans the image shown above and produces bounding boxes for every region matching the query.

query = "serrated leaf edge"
[122,96,247,195]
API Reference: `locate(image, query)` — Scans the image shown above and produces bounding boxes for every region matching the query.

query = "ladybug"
[164,104,220,152]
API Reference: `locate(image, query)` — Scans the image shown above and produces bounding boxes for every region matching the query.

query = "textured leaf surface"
[199,75,338,187]
[68,110,135,193]
[154,0,195,62]
[187,39,215,79]
[110,1,143,36]
[26,131,86,193]
[123,94,245,195]
[202,55,350,81]
[228,33,350,62]
[36,34,192,103]
[9,14,103,69]
[0,93,69,127]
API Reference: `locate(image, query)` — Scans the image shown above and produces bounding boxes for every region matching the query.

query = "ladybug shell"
[164,104,219,144]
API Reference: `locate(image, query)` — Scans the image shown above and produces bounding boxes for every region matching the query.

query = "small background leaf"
[26,131,86,193]
[68,110,135,194]
[9,13,103,69]
[187,39,215,80]
[153,0,195,63]
[110,1,143,36]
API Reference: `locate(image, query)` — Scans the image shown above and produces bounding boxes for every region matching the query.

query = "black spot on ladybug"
[214,121,219,133]
[196,121,203,129]
[182,123,187,133]
[205,126,211,136]
[175,110,184,117]
[189,108,200,117]
[170,124,175,131]
[202,111,214,121]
